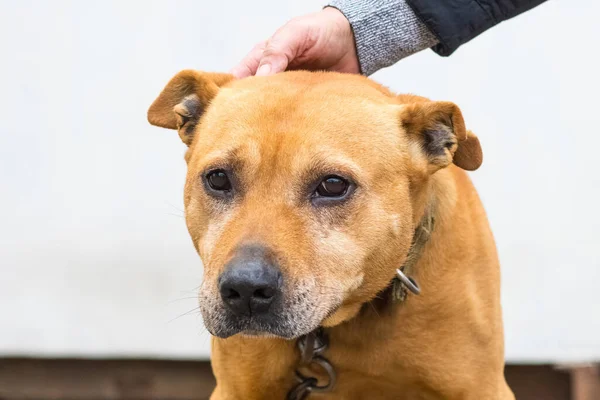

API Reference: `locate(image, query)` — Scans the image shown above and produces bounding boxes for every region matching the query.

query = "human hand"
[230,7,360,78]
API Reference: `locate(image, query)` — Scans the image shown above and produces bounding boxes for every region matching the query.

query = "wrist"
[322,6,351,32]
[322,6,360,74]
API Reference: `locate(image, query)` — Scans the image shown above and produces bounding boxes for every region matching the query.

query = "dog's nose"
[218,247,282,316]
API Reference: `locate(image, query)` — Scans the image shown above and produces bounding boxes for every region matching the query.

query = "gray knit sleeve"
[326,0,439,76]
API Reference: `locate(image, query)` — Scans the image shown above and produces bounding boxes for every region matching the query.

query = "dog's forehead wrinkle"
[196,139,261,170]
[198,100,404,179]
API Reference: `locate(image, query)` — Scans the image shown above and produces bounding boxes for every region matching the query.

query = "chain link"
[287,329,336,400]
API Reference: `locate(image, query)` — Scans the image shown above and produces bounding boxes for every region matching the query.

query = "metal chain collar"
[287,328,336,400]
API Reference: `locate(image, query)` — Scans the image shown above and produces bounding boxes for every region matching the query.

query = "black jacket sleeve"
[406,0,549,56]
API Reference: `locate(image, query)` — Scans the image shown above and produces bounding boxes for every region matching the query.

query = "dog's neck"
[368,199,436,312]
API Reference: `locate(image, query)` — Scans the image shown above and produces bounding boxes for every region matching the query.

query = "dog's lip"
[207,313,317,339]
[207,314,288,338]
[211,327,300,340]
[205,295,344,339]
[323,303,342,320]
[240,330,285,339]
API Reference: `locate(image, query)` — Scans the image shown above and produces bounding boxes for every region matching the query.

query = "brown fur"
[148,70,513,399]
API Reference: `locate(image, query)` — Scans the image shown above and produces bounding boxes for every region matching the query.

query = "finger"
[256,20,306,76]
[230,42,267,79]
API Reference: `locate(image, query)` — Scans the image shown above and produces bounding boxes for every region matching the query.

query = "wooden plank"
[1,359,595,400]
[505,365,571,400]
[0,358,215,400]
[570,365,600,400]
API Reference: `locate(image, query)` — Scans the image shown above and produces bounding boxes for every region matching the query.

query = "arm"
[231,0,548,78]
[327,0,548,75]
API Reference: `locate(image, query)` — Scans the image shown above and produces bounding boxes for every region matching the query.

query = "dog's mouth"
[206,312,311,339]
[199,275,346,339]
[202,300,343,340]
[205,300,348,339]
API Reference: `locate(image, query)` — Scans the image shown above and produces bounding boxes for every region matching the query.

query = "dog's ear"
[400,101,482,172]
[147,70,234,146]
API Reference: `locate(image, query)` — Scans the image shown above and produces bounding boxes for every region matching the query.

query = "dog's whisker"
[368,301,381,318]
[168,307,201,324]
[166,212,185,219]
[165,201,185,213]
[175,286,203,296]
[166,296,200,305]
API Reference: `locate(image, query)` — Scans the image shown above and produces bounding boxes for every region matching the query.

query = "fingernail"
[256,63,271,76]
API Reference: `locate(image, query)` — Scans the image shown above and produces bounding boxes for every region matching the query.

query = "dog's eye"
[315,176,349,197]
[206,170,232,192]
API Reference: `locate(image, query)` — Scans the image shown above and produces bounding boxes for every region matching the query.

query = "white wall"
[0,0,598,363]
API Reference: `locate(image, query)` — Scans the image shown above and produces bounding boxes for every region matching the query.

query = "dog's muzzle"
[203,245,298,338]
[200,244,329,339]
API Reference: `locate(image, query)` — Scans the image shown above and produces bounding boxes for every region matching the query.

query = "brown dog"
[148,70,514,400]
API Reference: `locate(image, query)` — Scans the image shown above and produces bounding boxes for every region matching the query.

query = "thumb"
[256,22,305,76]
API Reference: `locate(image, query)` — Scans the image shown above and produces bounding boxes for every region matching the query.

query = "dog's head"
[148,70,482,338]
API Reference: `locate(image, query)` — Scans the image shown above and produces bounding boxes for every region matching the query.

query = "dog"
[148,70,514,400]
